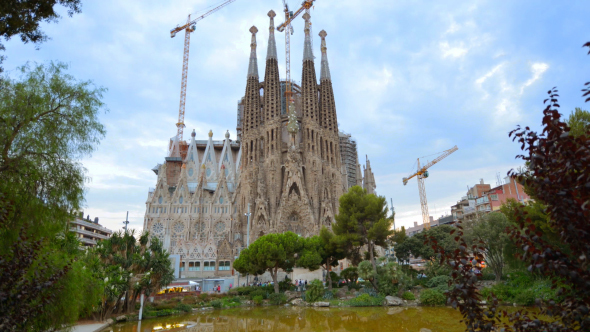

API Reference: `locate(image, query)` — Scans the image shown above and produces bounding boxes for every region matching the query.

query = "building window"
[180,262,185,272]
[189,261,201,271]
[218,261,231,271]
[204,261,216,271]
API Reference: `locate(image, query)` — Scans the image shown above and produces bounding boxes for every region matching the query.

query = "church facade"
[143,11,377,279]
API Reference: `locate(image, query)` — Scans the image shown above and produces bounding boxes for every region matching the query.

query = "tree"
[333,186,393,274]
[0,62,106,330]
[394,225,457,264]
[233,232,303,294]
[340,267,359,285]
[0,0,82,72]
[566,107,590,137]
[298,227,346,291]
[93,231,174,319]
[463,212,511,282]
[430,83,590,331]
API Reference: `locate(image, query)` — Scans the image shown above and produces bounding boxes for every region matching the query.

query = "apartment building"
[70,213,113,247]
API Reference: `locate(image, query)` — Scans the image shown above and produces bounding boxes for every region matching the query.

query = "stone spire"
[363,155,376,195]
[300,12,319,123]
[263,10,281,123]
[266,10,277,60]
[319,30,331,81]
[318,29,337,133]
[302,12,314,61]
[243,26,261,135]
[247,26,259,78]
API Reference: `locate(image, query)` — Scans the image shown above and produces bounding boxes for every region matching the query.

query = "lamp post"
[244,203,251,285]
[122,211,129,232]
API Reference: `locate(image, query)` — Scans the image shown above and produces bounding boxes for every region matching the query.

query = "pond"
[104,306,466,332]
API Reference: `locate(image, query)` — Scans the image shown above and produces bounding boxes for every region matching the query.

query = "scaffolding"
[339,132,359,189]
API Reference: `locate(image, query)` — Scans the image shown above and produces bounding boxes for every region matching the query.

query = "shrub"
[153,302,176,310]
[420,289,446,306]
[199,293,208,301]
[269,293,287,305]
[402,291,415,300]
[175,303,192,313]
[514,289,536,306]
[210,300,222,309]
[249,289,268,300]
[426,275,450,289]
[231,296,242,304]
[155,309,176,316]
[305,280,325,303]
[252,295,263,305]
[346,293,385,307]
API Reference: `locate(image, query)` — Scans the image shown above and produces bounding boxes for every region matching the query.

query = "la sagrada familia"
[143,11,377,278]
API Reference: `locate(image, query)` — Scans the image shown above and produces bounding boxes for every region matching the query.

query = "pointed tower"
[242,26,261,167]
[319,30,338,135]
[301,12,319,123]
[243,26,260,136]
[363,155,377,195]
[263,10,281,123]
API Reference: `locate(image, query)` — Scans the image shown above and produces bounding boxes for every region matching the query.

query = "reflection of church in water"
[143,10,377,278]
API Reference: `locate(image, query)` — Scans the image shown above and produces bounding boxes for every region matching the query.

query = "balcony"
[70,227,110,240]
[71,219,113,234]
[79,237,97,246]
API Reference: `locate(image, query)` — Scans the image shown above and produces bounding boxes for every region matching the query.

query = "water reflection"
[108,307,466,332]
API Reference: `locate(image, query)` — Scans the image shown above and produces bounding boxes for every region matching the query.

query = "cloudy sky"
[3,0,589,233]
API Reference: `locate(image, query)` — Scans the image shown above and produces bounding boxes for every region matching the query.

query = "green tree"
[233,232,303,294]
[566,107,590,137]
[94,231,174,320]
[333,186,393,274]
[463,212,511,282]
[0,62,106,330]
[394,225,457,264]
[340,266,359,284]
[298,227,346,291]
[0,1,82,72]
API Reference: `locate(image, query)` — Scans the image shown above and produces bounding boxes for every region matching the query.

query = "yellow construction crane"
[170,0,237,142]
[277,0,315,103]
[403,145,458,229]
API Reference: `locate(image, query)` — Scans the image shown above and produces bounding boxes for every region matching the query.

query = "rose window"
[173,222,185,233]
[215,221,226,233]
[152,222,164,234]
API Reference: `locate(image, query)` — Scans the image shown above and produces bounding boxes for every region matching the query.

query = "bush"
[402,291,415,300]
[426,275,450,289]
[199,293,208,301]
[279,279,295,292]
[249,289,268,300]
[231,296,242,304]
[252,295,263,305]
[269,293,287,305]
[175,303,192,313]
[305,279,325,303]
[155,309,176,316]
[153,302,177,310]
[210,300,222,308]
[420,289,446,306]
[346,293,385,307]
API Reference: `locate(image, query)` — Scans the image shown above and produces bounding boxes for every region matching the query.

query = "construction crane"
[170,0,237,142]
[403,145,458,229]
[277,0,315,103]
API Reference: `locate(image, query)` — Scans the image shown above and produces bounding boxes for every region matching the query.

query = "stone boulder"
[115,315,127,322]
[419,329,432,332]
[284,290,302,302]
[291,298,307,307]
[384,296,403,306]
[312,302,330,307]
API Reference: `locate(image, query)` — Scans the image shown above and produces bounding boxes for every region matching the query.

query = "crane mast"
[403,145,458,229]
[170,0,237,142]
[277,0,315,103]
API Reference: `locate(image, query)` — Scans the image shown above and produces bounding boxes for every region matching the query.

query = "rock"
[312,302,330,307]
[384,296,403,306]
[202,307,214,310]
[284,290,301,302]
[419,329,432,332]
[115,315,127,322]
[106,318,114,325]
[291,298,306,306]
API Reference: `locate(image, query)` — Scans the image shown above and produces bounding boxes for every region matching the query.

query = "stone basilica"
[143,11,377,278]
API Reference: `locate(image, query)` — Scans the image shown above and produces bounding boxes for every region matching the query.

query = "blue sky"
[3,0,589,232]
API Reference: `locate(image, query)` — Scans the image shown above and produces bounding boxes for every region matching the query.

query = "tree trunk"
[272,267,280,294]
[326,259,333,291]
[369,241,377,275]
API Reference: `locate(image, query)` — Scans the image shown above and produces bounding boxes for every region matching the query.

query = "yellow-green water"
[104,307,467,332]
